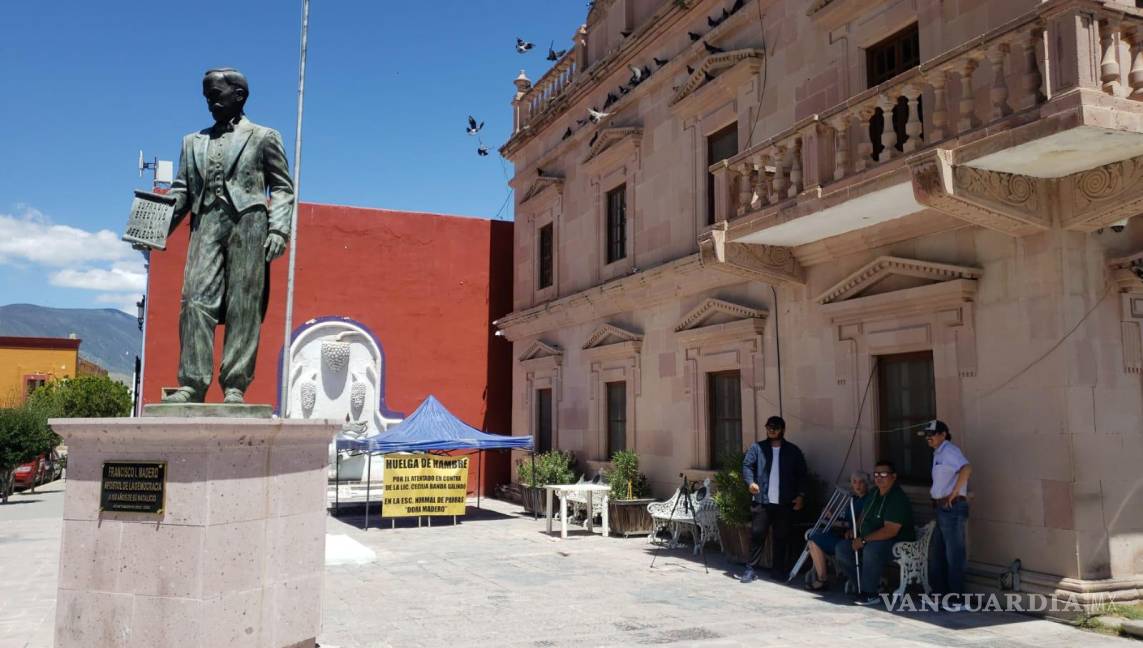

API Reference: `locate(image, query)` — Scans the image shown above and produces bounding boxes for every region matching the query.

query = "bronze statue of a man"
[161,68,295,404]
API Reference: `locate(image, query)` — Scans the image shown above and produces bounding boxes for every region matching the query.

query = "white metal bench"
[565,473,606,525]
[647,478,716,552]
[892,520,936,595]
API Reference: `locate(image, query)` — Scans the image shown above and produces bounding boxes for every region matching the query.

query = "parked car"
[12,450,62,490]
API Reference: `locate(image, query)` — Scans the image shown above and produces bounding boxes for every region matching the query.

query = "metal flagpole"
[279,0,310,416]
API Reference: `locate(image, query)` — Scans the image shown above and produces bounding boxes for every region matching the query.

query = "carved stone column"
[957,59,980,134]
[988,43,1012,121]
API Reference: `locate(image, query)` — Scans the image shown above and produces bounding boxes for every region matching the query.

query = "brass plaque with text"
[100,461,166,514]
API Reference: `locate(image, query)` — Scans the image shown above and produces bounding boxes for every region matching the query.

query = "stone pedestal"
[51,415,336,648]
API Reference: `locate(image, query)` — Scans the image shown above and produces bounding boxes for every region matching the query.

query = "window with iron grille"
[538,223,553,289]
[866,23,919,87]
[876,351,936,485]
[536,388,553,453]
[605,185,627,264]
[606,381,627,457]
[706,123,738,225]
[708,371,742,468]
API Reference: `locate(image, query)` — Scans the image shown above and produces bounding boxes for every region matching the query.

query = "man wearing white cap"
[925,419,971,597]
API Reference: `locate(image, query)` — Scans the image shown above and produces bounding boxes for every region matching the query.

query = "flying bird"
[708,14,725,28]
[466,116,484,135]
[587,107,611,123]
[628,65,645,84]
[516,37,534,53]
[654,57,668,67]
[562,127,573,140]
[477,146,489,156]
[703,41,724,55]
[547,42,567,61]
[730,0,745,14]
[688,31,702,42]
[603,92,618,108]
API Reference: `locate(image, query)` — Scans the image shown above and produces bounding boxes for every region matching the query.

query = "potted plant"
[713,452,754,564]
[516,450,576,515]
[605,450,653,537]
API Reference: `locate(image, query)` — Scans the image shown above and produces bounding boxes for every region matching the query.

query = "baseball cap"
[924,420,949,436]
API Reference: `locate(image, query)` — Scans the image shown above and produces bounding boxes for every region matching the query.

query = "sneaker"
[855,594,882,607]
[739,567,757,583]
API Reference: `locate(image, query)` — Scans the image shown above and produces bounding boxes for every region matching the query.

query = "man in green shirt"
[834,460,915,605]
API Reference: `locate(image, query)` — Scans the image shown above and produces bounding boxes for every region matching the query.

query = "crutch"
[851,497,862,594]
[787,487,851,582]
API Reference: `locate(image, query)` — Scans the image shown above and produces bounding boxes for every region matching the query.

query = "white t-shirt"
[768,445,781,503]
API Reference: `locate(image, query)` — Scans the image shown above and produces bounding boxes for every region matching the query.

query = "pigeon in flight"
[477,146,490,156]
[547,42,567,61]
[628,65,645,84]
[516,38,534,53]
[588,107,611,123]
[703,41,724,55]
[466,116,484,135]
[688,31,702,42]
[654,57,668,67]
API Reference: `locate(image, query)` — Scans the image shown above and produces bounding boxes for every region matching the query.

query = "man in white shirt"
[926,420,971,596]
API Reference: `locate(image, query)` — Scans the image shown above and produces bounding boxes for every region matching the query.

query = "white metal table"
[543,483,610,539]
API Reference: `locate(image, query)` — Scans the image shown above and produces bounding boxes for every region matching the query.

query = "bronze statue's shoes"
[161,387,198,403]
[222,388,245,404]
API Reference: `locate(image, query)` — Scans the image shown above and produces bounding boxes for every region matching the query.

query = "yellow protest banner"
[382,453,469,517]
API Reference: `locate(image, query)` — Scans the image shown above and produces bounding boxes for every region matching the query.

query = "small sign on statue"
[382,454,469,517]
[100,461,166,514]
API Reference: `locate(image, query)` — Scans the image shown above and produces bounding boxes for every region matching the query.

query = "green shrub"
[26,375,131,420]
[607,449,651,500]
[0,407,57,501]
[517,450,576,487]
[712,451,751,527]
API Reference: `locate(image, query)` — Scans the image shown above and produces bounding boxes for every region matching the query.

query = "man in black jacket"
[740,416,808,582]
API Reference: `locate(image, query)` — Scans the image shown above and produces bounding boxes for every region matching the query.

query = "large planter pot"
[520,485,549,515]
[608,498,654,537]
[718,520,756,565]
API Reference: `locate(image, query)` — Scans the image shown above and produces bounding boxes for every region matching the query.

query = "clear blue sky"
[0,1,586,313]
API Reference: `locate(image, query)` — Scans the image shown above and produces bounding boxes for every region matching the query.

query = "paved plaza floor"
[1,482,1135,647]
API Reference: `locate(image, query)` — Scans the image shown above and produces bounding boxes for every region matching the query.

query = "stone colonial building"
[497,0,1143,602]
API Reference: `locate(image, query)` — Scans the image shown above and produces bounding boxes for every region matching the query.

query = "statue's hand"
[264,232,287,261]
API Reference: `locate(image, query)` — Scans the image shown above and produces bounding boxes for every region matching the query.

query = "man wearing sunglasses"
[739,415,808,583]
[925,419,971,599]
[834,460,915,606]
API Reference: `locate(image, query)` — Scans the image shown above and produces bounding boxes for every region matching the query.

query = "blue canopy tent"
[334,395,533,528]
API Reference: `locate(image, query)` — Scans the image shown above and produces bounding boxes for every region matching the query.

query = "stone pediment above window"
[818,256,982,326]
[519,339,563,370]
[817,256,982,305]
[521,176,564,205]
[582,323,642,359]
[670,49,764,115]
[582,127,642,172]
[674,298,767,345]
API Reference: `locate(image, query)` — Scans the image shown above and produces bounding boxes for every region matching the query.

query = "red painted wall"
[141,203,514,494]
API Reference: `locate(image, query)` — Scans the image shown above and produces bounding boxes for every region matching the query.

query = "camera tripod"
[649,473,709,573]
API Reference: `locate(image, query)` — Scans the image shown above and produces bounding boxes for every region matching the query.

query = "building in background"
[140,203,514,495]
[0,336,106,406]
[497,0,1143,602]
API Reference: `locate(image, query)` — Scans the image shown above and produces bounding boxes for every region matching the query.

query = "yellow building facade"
[0,337,88,406]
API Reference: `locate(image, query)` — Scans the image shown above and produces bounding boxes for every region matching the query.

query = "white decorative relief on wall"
[286,319,402,480]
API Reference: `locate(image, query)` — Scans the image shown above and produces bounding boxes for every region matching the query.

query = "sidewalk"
[0,485,1134,647]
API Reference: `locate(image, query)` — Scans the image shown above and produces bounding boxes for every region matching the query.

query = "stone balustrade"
[712,1,1143,223]
[515,51,579,132]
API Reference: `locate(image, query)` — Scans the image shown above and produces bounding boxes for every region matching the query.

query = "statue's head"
[202,68,249,123]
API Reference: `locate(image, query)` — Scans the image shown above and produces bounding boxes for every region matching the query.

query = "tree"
[26,375,132,419]
[0,407,54,503]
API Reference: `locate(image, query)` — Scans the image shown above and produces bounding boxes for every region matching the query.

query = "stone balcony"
[702,0,1143,286]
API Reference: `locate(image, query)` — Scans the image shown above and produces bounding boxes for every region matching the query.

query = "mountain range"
[0,304,141,382]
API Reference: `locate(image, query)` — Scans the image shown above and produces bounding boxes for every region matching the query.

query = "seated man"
[805,471,869,591]
[834,460,915,606]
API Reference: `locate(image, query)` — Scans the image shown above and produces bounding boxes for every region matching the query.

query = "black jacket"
[741,438,808,506]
